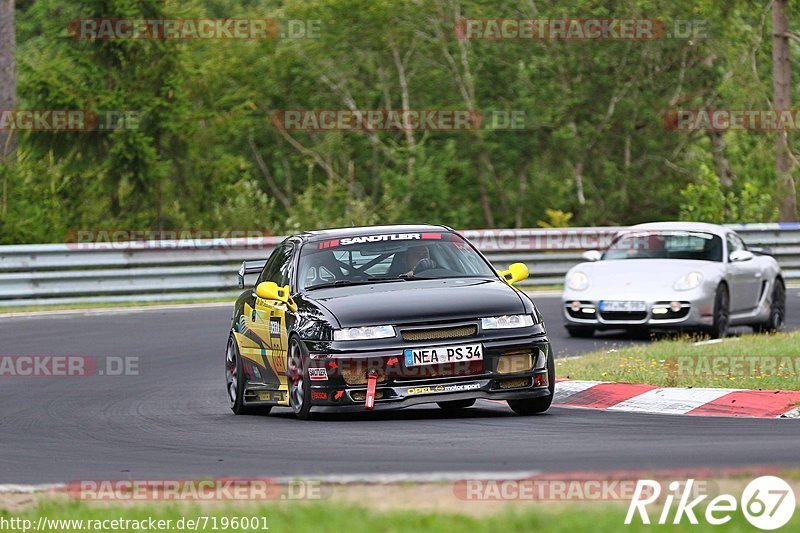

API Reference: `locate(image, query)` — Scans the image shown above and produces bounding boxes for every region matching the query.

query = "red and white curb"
[554,380,800,419]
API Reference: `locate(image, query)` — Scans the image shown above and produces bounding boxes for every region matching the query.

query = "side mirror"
[749,246,772,256]
[255,282,296,311]
[498,262,529,285]
[730,250,754,262]
[581,250,602,262]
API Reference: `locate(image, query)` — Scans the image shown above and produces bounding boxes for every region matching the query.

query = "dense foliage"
[1,0,798,243]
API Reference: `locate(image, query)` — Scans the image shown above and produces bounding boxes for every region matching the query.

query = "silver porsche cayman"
[562,222,785,338]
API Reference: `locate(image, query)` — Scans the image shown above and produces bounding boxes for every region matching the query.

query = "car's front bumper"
[301,327,552,411]
[561,288,716,329]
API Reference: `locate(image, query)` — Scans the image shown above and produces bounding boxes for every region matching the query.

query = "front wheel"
[753,279,786,333]
[287,337,313,420]
[507,351,555,416]
[706,284,730,339]
[226,335,271,415]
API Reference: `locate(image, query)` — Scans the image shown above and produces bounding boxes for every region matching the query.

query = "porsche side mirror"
[499,262,529,285]
[581,250,602,262]
[730,250,754,262]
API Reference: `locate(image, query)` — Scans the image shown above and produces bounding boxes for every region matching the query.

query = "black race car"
[226,224,553,419]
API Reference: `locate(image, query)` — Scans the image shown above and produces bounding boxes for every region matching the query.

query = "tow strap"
[365,370,378,410]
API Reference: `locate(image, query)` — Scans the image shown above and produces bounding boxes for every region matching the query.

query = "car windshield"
[298,231,497,289]
[603,231,723,262]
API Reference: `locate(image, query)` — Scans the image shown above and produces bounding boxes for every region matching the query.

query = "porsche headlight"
[567,271,589,291]
[333,325,396,341]
[673,272,703,291]
[481,314,535,330]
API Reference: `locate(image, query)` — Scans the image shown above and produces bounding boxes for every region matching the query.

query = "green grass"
[4,499,798,532]
[558,331,800,390]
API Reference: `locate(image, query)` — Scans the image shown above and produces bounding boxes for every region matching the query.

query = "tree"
[772,0,797,221]
[0,0,15,215]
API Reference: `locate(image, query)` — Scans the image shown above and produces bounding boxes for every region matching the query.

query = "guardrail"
[1,223,799,306]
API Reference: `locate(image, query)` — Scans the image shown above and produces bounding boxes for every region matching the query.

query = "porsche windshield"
[603,231,723,262]
[299,232,496,289]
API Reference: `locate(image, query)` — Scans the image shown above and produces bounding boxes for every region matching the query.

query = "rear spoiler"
[238,260,267,289]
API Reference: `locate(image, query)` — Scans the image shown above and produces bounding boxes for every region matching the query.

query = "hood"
[571,259,723,296]
[305,278,526,327]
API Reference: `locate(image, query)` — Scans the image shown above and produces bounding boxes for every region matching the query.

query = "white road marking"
[608,387,738,415]
[779,407,800,419]
[0,301,232,320]
[0,471,543,492]
[553,380,604,403]
[692,337,740,347]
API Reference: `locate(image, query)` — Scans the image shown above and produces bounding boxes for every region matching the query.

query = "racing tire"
[288,337,314,421]
[437,399,476,410]
[753,279,786,334]
[565,326,595,338]
[507,351,555,416]
[706,283,730,339]
[226,334,272,415]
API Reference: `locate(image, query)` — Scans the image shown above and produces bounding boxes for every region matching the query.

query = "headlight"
[481,314,535,330]
[333,325,395,341]
[567,271,589,291]
[673,272,703,291]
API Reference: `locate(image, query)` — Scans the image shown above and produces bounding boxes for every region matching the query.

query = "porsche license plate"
[599,300,646,312]
[404,343,483,367]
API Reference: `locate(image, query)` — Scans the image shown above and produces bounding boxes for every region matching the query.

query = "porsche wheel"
[707,284,730,339]
[754,279,786,333]
[287,337,313,420]
[437,399,476,410]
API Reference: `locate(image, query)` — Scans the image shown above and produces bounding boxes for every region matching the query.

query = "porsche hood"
[568,259,723,296]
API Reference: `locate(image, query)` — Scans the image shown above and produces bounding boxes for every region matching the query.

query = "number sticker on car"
[403,343,483,367]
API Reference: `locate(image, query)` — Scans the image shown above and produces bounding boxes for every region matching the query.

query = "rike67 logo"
[626,476,796,530]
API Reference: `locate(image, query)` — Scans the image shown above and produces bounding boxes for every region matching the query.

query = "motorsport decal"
[308,368,329,381]
[405,382,481,395]
[319,232,444,249]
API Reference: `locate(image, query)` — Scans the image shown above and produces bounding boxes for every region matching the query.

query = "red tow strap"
[365,371,378,410]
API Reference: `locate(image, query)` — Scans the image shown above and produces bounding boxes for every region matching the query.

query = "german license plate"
[404,343,483,367]
[599,300,646,312]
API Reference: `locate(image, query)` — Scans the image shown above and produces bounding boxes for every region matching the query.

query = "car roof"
[299,224,451,242]
[624,221,730,237]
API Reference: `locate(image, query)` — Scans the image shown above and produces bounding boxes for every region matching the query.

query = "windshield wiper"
[305,278,406,291]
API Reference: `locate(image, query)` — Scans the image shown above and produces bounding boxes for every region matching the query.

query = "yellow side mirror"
[498,262,529,285]
[255,282,297,311]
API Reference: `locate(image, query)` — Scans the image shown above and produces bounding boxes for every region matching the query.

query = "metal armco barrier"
[1,224,799,306]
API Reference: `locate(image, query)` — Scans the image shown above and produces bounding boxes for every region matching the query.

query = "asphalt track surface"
[1,293,799,484]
